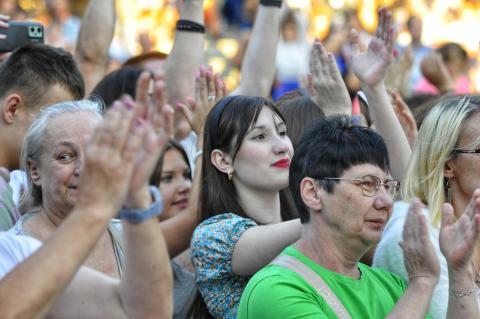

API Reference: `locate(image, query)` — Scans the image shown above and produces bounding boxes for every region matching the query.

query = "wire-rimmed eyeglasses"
[316,175,400,199]
[453,148,480,154]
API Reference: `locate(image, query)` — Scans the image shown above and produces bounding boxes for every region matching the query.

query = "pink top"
[414,75,471,94]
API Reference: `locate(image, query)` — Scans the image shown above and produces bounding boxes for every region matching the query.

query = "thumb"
[441,203,455,229]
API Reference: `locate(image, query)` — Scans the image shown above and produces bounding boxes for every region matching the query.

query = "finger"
[317,40,329,64]
[135,71,152,118]
[214,74,225,100]
[377,7,385,39]
[176,101,193,125]
[309,43,320,78]
[122,118,147,166]
[207,66,215,101]
[162,103,175,138]
[0,167,10,182]
[327,53,342,80]
[348,29,360,57]
[196,65,208,103]
[441,203,455,229]
[383,11,391,42]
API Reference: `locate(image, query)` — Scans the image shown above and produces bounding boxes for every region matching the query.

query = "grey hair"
[20,100,104,209]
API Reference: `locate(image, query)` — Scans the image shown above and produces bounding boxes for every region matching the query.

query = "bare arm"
[441,191,480,319]
[350,8,411,183]
[232,219,302,275]
[165,0,205,140]
[75,0,116,96]
[230,3,282,97]
[0,98,145,318]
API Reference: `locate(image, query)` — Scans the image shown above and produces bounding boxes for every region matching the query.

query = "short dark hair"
[200,95,297,223]
[0,43,84,107]
[290,115,390,223]
[276,90,324,150]
[150,139,191,186]
[90,66,143,108]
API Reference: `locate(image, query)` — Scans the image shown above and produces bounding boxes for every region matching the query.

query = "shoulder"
[0,232,41,278]
[239,261,327,319]
[192,213,257,248]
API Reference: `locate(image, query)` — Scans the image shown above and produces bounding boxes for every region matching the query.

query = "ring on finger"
[207,95,216,101]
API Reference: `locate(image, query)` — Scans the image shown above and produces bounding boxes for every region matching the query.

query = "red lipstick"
[272,158,290,169]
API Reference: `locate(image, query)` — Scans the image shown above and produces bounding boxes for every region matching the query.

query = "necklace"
[471,262,480,285]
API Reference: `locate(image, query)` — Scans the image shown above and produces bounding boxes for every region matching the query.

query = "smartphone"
[0,21,44,53]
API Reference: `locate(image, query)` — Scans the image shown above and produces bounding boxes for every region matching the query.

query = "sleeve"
[238,274,329,319]
[191,213,257,316]
[0,232,41,279]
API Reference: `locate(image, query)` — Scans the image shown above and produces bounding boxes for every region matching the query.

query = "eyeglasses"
[316,175,400,199]
[453,148,480,154]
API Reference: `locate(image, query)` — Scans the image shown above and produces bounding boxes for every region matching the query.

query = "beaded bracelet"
[176,19,205,33]
[260,0,282,7]
[449,286,480,298]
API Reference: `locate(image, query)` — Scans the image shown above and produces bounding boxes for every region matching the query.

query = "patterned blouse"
[191,213,257,318]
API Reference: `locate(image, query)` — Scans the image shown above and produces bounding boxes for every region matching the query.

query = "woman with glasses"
[374,95,480,319]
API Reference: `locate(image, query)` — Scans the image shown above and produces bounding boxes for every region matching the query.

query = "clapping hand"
[400,199,440,285]
[309,40,351,116]
[177,65,226,137]
[77,101,147,215]
[350,7,395,87]
[121,71,174,208]
[390,89,417,147]
[440,189,480,272]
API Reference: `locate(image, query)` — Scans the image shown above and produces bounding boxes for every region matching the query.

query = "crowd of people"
[0,1,479,318]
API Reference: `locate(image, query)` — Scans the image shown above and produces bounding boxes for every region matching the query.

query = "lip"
[272,158,290,169]
[172,198,189,209]
[365,219,386,226]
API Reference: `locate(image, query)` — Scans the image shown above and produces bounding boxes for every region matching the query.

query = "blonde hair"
[403,95,480,227]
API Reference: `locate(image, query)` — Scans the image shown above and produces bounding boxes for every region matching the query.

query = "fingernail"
[207,70,213,77]
[199,65,205,73]
[393,49,399,58]
[195,70,200,80]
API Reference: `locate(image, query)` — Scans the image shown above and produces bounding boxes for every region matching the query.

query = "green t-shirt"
[239,246,430,319]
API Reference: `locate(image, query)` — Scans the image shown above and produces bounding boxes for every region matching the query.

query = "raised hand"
[350,7,395,87]
[177,65,227,136]
[309,40,351,116]
[420,52,453,93]
[390,89,417,147]
[76,101,147,215]
[122,71,174,208]
[400,199,440,284]
[440,189,480,271]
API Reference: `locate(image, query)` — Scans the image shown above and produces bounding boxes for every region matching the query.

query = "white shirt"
[0,232,41,279]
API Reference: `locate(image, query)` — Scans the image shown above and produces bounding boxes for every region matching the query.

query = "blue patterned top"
[191,213,257,318]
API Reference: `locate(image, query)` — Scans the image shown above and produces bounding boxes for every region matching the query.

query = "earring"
[227,168,234,181]
[445,177,453,204]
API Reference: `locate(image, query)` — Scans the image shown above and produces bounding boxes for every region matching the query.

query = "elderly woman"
[374,95,480,318]
[9,72,172,276]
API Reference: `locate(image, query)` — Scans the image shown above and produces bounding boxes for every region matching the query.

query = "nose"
[73,154,84,176]
[272,134,292,155]
[176,177,192,194]
[374,186,394,213]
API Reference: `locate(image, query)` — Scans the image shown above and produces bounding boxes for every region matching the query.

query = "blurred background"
[4,0,480,94]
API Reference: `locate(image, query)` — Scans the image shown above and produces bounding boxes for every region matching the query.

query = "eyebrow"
[52,141,76,152]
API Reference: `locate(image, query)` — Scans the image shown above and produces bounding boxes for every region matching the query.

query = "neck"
[295,218,366,279]
[451,189,470,220]
[0,133,18,170]
[235,185,281,224]
[41,204,71,228]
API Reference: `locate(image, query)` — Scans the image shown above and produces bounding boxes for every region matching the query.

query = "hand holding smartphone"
[0,20,44,52]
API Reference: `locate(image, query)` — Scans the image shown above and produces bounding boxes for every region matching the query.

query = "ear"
[210,149,233,174]
[1,94,23,124]
[444,160,456,179]
[28,159,41,186]
[300,177,323,212]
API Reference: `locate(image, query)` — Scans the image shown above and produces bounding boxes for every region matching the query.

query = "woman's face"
[31,111,99,216]
[232,106,294,193]
[448,111,480,214]
[158,148,192,221]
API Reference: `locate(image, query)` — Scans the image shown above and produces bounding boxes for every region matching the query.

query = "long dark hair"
[199,95,297,223]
